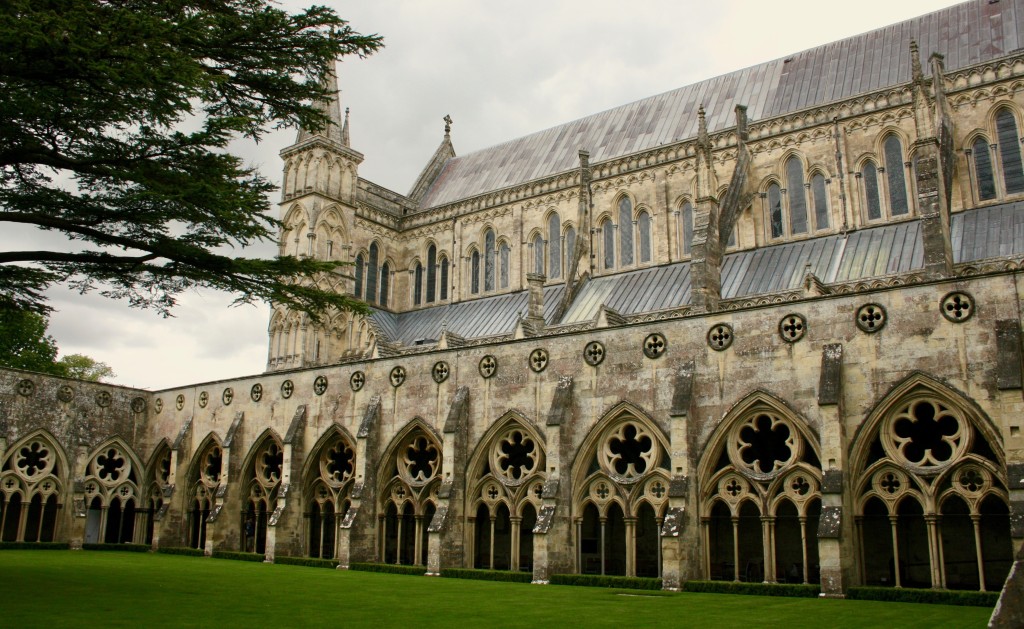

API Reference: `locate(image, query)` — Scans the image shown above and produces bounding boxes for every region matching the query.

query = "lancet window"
[378,426,441,567]
[468,417,546,572]
[0,433,63,543]
[306,430,356,560]
[187,438,222,550]
[82,441,141,545]
[699,399,822,584]
[572,405,669,578]
[854,383,1012,591]
[241,435,284,555]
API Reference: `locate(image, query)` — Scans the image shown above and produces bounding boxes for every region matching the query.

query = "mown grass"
[0,550,992,628]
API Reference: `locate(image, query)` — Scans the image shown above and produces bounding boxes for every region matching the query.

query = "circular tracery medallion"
[880,397,969,473]
[399,435,440,486]
[726,412,800,480]
[598,420,657,483]
[490,427,540,486]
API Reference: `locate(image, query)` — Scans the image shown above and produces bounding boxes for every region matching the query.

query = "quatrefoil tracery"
[479,355,497,379]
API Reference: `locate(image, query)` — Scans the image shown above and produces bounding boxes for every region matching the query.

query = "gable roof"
[416,0,1024,210]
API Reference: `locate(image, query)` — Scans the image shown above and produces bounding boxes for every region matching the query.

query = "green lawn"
[0,550,992,628]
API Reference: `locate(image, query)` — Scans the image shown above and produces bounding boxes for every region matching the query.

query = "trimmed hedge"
[82,543,149,553]
[156,547,205,557]
[440,568,532,583]
[847,586,998,607]
[550,574,662,590]
[0,541,69,551]
[275,556,339,569]
[348,562,426,576]
[212,551,265,563]
[683,580,820,598]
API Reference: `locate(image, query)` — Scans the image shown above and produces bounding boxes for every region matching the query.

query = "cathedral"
[4,0,1024,595]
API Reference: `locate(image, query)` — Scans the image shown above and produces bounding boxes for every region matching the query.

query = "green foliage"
[0,541,69,550]
[82,543,149,553]
[274,556,339,569]
[56,353,115,381]
[683,580,820,598]
[0,308,61,374]
[348,562,426,576]
[846,586,998,607]
[0,0,382,317]
[440,568,533,583]
[155,547,205,557]
[212,551,265,562]
[549,574,663,590]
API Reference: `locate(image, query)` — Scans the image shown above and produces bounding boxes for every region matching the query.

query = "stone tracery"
[0,433,63,543]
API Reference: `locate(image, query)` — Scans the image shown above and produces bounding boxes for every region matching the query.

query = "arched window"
[785,157,808,234]
[471,250,480,295]
[681,202,693,256]
[413,262,423,306]
[618,197,634,266]
[379,263,390,308]
[601,219,615,270]
[637,210,652,263]
[440,257,449,300]
[972,137,996,201]
[548,213,561,279]
[366,242,379,303]
[862,162,882,221]
[426,244,437,304]
[354,253,364,299]
[499,242,510,289]
[883,135,909,216]
[811,173,829,230]
[767,183,784,239]
[564,227,576,277]
[532,233,544,276]
[484,230,496,291]
[996,108,1024,195]
[379,426,441,566]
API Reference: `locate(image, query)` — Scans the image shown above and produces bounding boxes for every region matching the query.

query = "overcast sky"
[10,0,962,391]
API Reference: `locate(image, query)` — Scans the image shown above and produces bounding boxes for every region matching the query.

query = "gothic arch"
[81,437,144,544]
[239,429,285,555]
[570,400,669,578]
[697,390,823,584]
[184,433,223,550]
[376,418,442,566]
[850,371,1011,591]
[0,430,67,543]
[302,423,357,559]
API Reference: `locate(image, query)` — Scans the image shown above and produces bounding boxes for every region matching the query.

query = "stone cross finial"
[444,114,453,135]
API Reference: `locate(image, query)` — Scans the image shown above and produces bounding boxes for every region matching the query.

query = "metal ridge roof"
[416,0,1023,210]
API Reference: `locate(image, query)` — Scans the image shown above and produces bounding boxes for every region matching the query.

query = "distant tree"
[0,308,62,374]
[0,0,382,318]
[56,353,115,382]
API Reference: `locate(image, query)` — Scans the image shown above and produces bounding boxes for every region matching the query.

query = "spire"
[295,61,345,145]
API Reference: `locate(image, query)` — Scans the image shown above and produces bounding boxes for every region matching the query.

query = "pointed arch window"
[499,242,510,289]
[767,183,784,239]
[618,197,634,266]
[440,257,449,300]
[564,227,576,277]
[811,173,829,230]
[785,157,808,234]
[366,242,379,303]
[379,263,390,308]
[602,218,615,270]
[484,230,496,291]
[883,135,909,216]
[532,233,544,276]
[471,251,480,295]
[637,210,652,263]
[426,244,437,304]
[862,162,882,221]
[413,262,423,306]
[548,214,561,279]
[996,108,1024,195]
[681,201,694,256]
[972,137,996,202]
[354,253,364,299]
